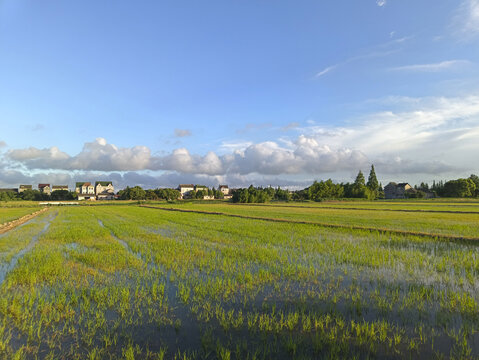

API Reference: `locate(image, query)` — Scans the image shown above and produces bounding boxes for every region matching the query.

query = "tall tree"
[366,165,379,191]
[354,170,365,187]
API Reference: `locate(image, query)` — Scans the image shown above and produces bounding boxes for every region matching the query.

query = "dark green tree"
[443,179,476,198]
[469,174,479,196]
[351,170,372,199]
[354,170,365,186]
[367,165,379,191]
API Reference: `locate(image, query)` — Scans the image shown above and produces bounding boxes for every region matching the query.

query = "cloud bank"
[5,137,368,176]
[1,95,478,188]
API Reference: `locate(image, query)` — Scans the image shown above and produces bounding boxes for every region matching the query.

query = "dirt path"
[0,208,49,235]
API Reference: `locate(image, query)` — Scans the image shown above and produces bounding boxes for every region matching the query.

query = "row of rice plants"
[0,205,478,358]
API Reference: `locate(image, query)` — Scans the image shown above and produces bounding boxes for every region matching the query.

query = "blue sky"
[1,0,479,189]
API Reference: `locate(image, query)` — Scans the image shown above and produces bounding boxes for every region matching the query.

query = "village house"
[52,185,69,192]
[75,182,96,201]
[219,185,229,195]
[95,181,115,200]
[18,185,32,193]
[38,184,51,195]
[75,181,114,200]
[177,184,195,199]
[384,182,416,199]
[418,189,436,199]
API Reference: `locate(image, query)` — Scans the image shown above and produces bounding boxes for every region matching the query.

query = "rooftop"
[95,181,112,186]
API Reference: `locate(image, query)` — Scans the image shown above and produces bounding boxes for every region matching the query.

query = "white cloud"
[390,60,471,72]
[7,138,150,171]
[315,36,412,79]
[219,140,253,153]
[315,65,337,78]
[0,141,6,148]
[3,95,479,184]
[376,0,387,7]
[459,0,479,36]
[302,95,479,175]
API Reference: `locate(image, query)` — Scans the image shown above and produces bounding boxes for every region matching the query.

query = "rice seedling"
[0,203,476,358]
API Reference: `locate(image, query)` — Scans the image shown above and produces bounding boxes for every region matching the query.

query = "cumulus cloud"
[8,146,70,169]
[174,129,192,138]
[227,138,368,175]
[7,138,151,171]
[3,95,479,185]
[4,136,369,177]
[0,141,6,148]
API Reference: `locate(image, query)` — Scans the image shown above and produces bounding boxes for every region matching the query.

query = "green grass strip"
[140,205,479,244]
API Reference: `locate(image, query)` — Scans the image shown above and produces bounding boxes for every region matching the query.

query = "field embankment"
[0,207,48,234]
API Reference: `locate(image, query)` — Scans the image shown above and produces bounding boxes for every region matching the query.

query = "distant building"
[178,184,195,199]
[419,189,436,199]
[219,185,229,195]
[194,185,208,192]
[384,182,416,199]
[38,184,51,195]
[52,185,69,192]
[95,181,115,200]
[75,182,96,200]
[18,185,32,193]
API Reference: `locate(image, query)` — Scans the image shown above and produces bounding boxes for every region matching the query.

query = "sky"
[1,0,479,190]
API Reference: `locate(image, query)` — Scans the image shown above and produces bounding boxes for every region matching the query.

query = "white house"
[178,184,195,198]
[95,181,115,200]
[18,185,32,193]
[76,182,96,200]
[52,185,69,192]
[38,184,51,195]
[219,185,229,195]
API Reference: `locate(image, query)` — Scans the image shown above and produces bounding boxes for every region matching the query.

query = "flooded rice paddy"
[0,203,478,359]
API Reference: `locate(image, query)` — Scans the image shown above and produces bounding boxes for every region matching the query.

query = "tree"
[308,180,344,201]
[443,178,476,198]
[145,189,158,200]
[367,165,379,192]
[0,191,18,202]
[50,190,75,201]
[118,186,146,200]
[196,190,206,199]
[351,170,372,199]
[354,170,366,187]
[469,174,479,197]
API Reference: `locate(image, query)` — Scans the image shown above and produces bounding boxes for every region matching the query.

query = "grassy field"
[0,202,478,359]
[149,201,479,239]
[0,208,41,225]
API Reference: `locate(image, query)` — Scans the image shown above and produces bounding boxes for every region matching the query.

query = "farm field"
[0,208,40,225]
[0,203,478,359]
[150,202,479,239]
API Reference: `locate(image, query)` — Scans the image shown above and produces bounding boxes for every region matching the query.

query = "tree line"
[1,169,478,202]
[231,167,479,203]
[0,189,76,202]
